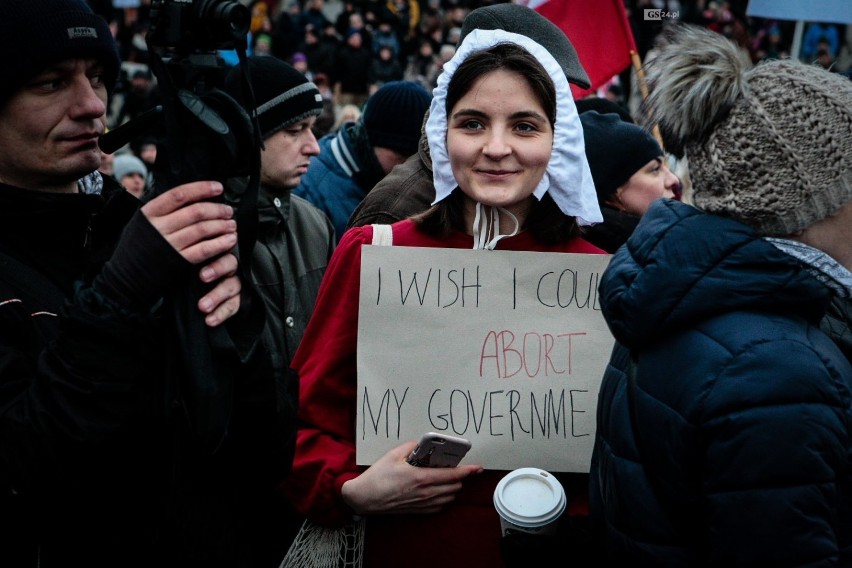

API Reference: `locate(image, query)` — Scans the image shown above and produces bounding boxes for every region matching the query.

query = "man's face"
[0,58,108,193]
[260,116,320,191]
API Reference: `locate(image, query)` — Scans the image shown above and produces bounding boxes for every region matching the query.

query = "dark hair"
[415,43,580,245]
[446,43,556,128]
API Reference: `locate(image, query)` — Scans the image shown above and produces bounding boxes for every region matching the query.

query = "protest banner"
[356,245,613,472]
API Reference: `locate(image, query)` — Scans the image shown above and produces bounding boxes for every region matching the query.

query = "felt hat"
[459,3,590,89]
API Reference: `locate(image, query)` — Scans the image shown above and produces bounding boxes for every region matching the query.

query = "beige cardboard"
[356,245,613,472]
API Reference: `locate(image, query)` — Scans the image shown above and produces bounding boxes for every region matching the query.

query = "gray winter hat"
[113,154,148,181]
[224,55,323,140]
[643,24,852,236]
[459,3,590,89]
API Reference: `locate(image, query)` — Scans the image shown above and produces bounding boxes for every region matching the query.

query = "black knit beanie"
[580,111,663,202]
[575,97,634,124]
[0,0,120,106]
[223,55,323,140]
[459,3,590,89]
[362,80,431,156]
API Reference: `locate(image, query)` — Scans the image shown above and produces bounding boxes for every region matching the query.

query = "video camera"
[101,0,260,203]
[147,0,249,53]
[100,0,264,454]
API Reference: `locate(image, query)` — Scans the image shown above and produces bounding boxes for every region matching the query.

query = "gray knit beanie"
[642,24,852,236]
[113,154,148,181]
[459,3,590,89]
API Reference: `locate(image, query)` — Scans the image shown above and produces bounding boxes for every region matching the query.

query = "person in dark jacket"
[578,109,680,254]
[298,24,337,84]
[346,2,592,229]
[223,55,336,566]
[294,80,431,240]
[369,45,405,93]
[590,24,852,565]
[0,1,289,566]
[334,29,373,108]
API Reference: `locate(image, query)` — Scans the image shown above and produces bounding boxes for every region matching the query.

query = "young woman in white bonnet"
[282,28,605,567]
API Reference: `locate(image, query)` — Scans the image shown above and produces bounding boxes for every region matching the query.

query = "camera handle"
[101,44,266,454]
[154,46,266,454]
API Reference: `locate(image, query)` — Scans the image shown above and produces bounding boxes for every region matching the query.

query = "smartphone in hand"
[407,432,472,468]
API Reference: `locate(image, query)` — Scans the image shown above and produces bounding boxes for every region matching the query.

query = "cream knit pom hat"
[642,24,852,236]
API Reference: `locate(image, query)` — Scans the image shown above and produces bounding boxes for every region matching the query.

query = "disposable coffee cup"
[493,467,566,537]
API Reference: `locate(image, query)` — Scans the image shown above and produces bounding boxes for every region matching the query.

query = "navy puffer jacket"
[590,199,852,566]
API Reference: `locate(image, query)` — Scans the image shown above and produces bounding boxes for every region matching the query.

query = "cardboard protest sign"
[356,245,613,473]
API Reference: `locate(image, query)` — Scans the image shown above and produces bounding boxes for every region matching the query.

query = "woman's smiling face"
[446,68,553,216]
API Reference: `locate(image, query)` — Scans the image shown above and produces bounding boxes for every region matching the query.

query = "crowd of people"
[1,0,850,566]
[91,0,850,200]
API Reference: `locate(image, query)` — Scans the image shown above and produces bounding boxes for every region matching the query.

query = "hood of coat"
[417,109,432,173]
[599,199,832,351]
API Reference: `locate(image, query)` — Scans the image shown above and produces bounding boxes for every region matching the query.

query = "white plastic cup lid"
[493,468,566,528]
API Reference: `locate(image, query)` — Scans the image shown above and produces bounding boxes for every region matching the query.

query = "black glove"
[93,210,190,311]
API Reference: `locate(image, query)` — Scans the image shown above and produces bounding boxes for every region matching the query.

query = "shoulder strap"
[0,247,66,312]
[371,224,393,247]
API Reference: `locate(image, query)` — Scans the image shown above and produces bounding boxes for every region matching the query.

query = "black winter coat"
[590,199,852,566]
[0,179,289,567]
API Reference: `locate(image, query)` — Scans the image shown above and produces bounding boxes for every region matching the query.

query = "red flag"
[519,0,637,99]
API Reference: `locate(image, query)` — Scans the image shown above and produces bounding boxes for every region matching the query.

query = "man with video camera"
[0,1,290,566]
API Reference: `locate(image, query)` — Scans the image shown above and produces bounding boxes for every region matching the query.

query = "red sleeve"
[281,225,373,526]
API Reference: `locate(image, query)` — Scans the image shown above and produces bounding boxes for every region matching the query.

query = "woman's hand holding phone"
[340,440,483,516]
[406,432,472,467]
